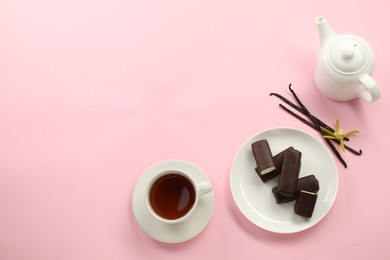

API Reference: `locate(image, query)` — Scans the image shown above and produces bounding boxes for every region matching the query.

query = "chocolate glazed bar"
[294,190,318,218]
[251,139,276,176]
[255,146,294,182]
[272,174,319,204]
[275,148,301,197]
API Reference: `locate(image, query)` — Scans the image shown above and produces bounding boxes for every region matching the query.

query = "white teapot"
[314,16,381,102]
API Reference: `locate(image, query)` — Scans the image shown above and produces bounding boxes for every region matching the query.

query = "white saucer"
[230,127,338,233]
[132,159,215,243]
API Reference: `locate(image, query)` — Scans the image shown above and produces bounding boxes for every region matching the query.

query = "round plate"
[230,127,338,233]
[132,160,215,243]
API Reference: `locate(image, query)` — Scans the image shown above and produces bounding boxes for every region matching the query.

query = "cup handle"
[358,74,381,102]
[197,181,213,196]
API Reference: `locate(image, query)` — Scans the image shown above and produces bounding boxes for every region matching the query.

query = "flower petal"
[322,128,335,136]
[340,139,346,152]
[323,135,337,139]
[345,130,360,137]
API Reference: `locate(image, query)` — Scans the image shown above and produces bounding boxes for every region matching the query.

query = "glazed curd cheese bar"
[272,174,319,204]
[294,190,318,218]
[251,139,276,176]
[275,148,301,197]
[255,146,294,182]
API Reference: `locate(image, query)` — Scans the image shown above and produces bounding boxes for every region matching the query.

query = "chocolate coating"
[294,190,318,218]
[255,146,294,182]
[275,148,301,197]
[251,139,276,176]
[272,174,319,203]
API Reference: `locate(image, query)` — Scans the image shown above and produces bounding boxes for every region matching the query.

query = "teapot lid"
[329,38,368,74]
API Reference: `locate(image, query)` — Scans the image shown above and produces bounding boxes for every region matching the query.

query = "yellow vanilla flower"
[322,119,359,152]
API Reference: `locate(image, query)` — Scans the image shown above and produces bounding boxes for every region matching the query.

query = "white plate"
[230,127,338,233]
[132,160,215,243]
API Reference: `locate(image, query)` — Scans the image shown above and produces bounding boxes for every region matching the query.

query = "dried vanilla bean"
[322,136,348,168]
[279,104,362,155]
[271,84,364,168]
[287,85,348,168]
[288,85,321,128]
[270,92,335,134]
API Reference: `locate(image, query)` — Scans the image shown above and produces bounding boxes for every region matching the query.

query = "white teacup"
[145,170,212,224]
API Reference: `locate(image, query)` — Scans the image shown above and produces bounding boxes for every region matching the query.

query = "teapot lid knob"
[343,46,356,58]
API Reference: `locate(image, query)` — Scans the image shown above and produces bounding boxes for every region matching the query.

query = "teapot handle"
[358,74,381,102]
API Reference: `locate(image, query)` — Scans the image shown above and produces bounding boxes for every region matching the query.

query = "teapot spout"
[316,16,337,46]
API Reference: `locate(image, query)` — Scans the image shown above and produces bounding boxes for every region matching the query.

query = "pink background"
[1,0,390,259]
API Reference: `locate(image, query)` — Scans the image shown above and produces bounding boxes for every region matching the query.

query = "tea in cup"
[145,170,212,224]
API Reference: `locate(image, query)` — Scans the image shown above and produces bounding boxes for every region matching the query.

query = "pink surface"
[1,0,390,259]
